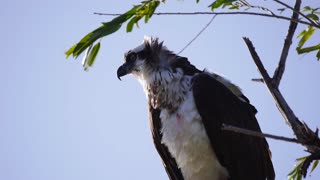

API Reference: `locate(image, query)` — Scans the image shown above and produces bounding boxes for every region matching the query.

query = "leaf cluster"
[296,6,320,60]
[65,0,320,71]
[288,156,319,180]
[65,0,162,69]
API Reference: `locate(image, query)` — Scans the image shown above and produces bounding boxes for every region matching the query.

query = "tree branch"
[251,78,264,83]
[243,37,320,152]
[223,123,320,178]
[272,0,301,87]
[222,124,301,144]
[93,11,319,28]
[273,0,320,28]
[301,150,320,177]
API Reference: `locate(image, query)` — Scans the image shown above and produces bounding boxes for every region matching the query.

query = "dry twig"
[222,124,301,144]
[243,36,320,177]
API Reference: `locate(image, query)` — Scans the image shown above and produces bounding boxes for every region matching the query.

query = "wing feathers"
[148,105,184,180]
[192,73,275,180]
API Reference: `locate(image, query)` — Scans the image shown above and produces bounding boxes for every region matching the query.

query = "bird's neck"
[139,68,192,112]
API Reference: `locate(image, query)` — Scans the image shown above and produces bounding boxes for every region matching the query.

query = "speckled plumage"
[117,36,275,180]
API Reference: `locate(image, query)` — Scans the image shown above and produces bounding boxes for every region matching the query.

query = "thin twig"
[243,37,273,83]
[177,15,216,54]
[93,11,318,28]
[243,37,320,151]
[272,0,301,87]
[222,124,301,144]
[273,0,320,28]
[243,37,299,128]
[238,0,276,15]
[251,78,264,83]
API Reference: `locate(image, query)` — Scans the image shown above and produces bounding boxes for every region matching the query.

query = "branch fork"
[239,1,320,175]
[227,0,320,177]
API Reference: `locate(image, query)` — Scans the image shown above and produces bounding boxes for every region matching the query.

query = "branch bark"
[243,37,320,177]
[272,0,301,87]
[222,124,301,144]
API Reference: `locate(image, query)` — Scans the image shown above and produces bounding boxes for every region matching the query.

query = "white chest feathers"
[160,91,229,180]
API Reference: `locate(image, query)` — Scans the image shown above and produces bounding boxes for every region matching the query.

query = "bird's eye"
[127,52,137,62]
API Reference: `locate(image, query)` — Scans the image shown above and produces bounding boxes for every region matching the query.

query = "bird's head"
[117,36,169,81]
[117,36,201,109]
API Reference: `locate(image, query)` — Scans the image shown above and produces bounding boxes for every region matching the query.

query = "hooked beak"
[117,62,133,80]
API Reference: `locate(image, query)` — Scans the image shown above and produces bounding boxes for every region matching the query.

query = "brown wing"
[148,103,184,180]
[192,73,275,180]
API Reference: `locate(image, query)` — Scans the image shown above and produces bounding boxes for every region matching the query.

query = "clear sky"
[1,0,320,179]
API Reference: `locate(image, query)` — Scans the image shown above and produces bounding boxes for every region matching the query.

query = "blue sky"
[1,0,320,179]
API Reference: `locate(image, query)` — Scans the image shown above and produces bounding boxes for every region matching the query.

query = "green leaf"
[125,0,160,32]
[145,1,160,23]
[311,160,319,173]
[229,5,240,10]
[196,0,200,3]
[297,26,315,49]
[65,45,76,59]
[103,5,140,26]
[87,42,101,67]
[127,16,141,32]
[288,166,297,176]
[142,3,150,22]
[82,44,93,70]
[82,42,101,71]
[307,13,319,21]
[126,17,136,33]
[303,6,312,12]
[296,172,302,180]
[66,5,139,59]
[288,156,307,180]
[296,156,307,161]
[317,50,320,60]
[73,24,120,58]
[209,0,237,11]
[297,43,320,54]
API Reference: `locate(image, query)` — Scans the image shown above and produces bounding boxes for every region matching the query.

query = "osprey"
[117,36,275,180]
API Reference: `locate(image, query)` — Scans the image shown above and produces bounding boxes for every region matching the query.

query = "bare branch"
[272,0,301,87]
[93,11,318,28]
[222,124,301,144]
[242,37,273,83]
[243,37,299,127]
[243,37,302,130]
[242,37,320,153]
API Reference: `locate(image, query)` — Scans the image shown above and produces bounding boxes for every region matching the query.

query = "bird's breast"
[160,91,229,180]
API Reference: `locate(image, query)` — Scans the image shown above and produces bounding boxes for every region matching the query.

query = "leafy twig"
[238,0,276,15]
[301,150,320,177]
[273,0,320,28]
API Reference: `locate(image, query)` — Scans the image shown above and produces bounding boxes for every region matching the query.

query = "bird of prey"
[117,36,275,180]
